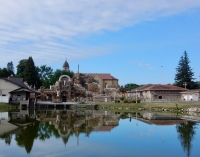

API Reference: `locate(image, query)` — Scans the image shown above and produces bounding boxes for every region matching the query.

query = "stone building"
[130,84,188,101]
[39,73,100,102]
[86,73,118,94]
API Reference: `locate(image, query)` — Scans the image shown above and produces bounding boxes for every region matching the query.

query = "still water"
[0,110,200,157]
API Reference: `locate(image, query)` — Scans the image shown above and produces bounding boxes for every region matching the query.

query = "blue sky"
[0,0,200,86]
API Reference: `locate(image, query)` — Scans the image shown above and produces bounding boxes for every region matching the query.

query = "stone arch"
[59,75,71,82]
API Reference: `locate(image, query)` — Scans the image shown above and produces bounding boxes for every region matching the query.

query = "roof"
[86,73,118,80]
[119,88,130,92]
[9,87,36,93]
[180,89,200,94]
[132,84,187,91]
[63,60,69,68]
[0,77,28,89]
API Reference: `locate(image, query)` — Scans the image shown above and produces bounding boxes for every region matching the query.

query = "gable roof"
[86,73,118,80]
[132,84,187,91]
[0,77,28,89]
[9,87,36,93]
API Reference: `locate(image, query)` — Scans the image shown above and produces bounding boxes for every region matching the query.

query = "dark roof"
[119,88,130,92]
[0,77,28,89]
[86,73,118,80]
[9,87,36,93]
[132,84,187,91]
[63,60,69,68]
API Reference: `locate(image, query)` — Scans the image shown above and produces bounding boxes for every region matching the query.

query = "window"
[2,94,6,96]
[17,95,21,96]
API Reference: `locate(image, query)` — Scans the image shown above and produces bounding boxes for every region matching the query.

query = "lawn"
[89,101,200,110]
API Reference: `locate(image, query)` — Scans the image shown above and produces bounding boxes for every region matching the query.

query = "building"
[86,73,118,94]
[62,60,70,71]
[0,76,34,103]
[130,84,188,101]
[180,89,200,101]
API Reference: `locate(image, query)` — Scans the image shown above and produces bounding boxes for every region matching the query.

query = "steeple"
[62,59,70,71]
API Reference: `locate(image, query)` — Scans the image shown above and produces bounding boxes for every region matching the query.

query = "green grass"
[89,101,200,110]
[0,103,19,112]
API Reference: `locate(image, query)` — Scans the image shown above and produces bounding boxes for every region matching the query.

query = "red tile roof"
[86,73,118,80]
[132,84,187,91]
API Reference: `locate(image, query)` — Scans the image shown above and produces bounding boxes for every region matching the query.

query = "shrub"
[124,100,128,103]
[132,100,136,103]
[120,96,125,101]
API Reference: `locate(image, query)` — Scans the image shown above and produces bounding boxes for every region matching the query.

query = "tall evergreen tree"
[175,51,196,89]
[7,61,14,73]
[24,57,37,88]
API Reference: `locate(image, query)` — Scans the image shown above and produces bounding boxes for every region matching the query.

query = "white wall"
[0,78,20,96]
[0,96,9,103]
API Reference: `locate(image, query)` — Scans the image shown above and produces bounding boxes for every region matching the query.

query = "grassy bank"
[90,101,200,110]
[0,103,19,112]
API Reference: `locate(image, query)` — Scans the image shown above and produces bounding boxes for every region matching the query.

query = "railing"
[11,97,27,101]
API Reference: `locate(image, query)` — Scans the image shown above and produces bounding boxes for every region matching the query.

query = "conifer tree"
[7,61,14,73]
[24,57,37,88]
[174,51,195,89]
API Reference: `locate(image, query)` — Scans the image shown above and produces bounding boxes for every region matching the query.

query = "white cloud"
[0,0,200,67]
[134,61,154,70]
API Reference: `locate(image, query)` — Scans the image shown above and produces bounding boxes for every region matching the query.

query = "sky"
[0,0,200,86]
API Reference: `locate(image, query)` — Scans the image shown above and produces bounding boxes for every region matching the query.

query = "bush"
[124,100,128,103]
[120,96,125,101]
[132,100,136,103]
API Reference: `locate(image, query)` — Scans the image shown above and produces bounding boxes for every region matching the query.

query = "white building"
[180,89,200,101]
[0,76,33,103]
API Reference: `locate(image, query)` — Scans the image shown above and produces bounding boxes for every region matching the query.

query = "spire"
[78,64,79,74]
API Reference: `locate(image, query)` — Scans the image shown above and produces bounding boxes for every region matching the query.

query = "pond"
[0,109,200,157]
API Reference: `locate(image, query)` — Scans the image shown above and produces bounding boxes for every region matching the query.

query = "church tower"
[62,59,70,71]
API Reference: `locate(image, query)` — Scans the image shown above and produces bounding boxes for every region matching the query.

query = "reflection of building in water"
[38,110,120,146]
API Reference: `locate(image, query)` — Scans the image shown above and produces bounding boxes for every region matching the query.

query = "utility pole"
[183,82,187,89]
[161,66,163,84]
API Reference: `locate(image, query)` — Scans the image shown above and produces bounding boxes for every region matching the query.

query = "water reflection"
[0,109,200,156]
[176,122,197,157]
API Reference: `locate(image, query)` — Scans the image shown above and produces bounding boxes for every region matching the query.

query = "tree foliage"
[24,57,37,88]
[37,65,53,88]
[124,83,140,89]
[175,51,197,89]
[7,61,14,73]
[0,68,14,77]
[176,122,197,157]
[16,59,27,78]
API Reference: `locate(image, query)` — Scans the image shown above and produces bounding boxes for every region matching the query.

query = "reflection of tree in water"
[15,122,39,154]
[176,122,197,157]
[38,121,60,141]
[0,133,12,145]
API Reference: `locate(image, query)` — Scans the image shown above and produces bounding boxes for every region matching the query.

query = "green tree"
[16,59,27,78]
[176,122,197,157]
[175,51,196,89]
[0,68,14,77]
[124,83,140,89]
[48,69,74,86]
[24,57,37,88]
[7,61,14,73]
[37,65,53,88]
